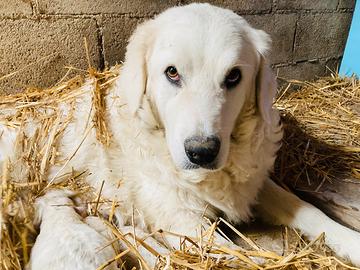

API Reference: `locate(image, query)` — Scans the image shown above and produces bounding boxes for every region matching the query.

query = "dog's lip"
[182,161,220,171]
[183,163,200,170]
[199,163,218,170]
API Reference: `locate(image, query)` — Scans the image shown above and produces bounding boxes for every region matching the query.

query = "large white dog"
[1,3,360,267]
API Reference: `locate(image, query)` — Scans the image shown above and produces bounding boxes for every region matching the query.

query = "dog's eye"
[165,66,180,84]
[224,68,241,89]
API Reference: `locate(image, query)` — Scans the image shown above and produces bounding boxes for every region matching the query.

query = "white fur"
[27,190,119,270]
[1,3,360,266]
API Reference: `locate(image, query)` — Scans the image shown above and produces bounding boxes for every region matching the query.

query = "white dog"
[1,3,360,267]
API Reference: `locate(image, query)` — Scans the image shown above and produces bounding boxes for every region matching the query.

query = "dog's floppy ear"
[255,56,277,124]
[249,29,277,124]
[118,20,154,115]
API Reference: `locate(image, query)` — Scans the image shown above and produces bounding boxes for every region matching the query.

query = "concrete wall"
[0,0,355,93]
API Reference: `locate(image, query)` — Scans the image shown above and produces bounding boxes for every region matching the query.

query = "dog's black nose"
[184,136,220,166]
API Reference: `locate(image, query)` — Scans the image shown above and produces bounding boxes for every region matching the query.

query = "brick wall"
[0,0,355,93]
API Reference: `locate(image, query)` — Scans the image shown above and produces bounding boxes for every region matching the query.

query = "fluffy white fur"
[1,3,360,266]
[27,190,119,270]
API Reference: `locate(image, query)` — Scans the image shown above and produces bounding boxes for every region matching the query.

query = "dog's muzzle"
[184,135,220,168]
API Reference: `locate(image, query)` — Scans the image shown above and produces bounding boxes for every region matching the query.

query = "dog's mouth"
[183,161,219,171]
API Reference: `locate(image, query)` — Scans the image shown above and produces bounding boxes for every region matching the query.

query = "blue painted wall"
[340,1,360,77]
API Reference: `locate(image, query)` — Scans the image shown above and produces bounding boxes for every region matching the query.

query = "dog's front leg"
[256,178,360,266]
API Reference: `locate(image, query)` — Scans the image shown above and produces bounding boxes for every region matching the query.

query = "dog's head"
[118,3,277,171]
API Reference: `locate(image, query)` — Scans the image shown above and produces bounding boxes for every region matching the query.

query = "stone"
[277,0,338,10]
[245,14,297,64]
[37,0,180,16]
[275,58,340,83]
[293,13,352,61]
[100,16,142,66]
[0,0,33,16]
[338,0,356,9]
[0,18,101,93]
[182,0,272,12]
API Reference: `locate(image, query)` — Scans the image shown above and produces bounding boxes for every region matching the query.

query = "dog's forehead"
[152,5,257,70]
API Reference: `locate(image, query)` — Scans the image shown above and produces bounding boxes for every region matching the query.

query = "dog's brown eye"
[165,66,180,84]
[224,68,241,89]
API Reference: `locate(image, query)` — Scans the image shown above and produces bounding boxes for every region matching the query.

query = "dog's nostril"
[184,136,221,166]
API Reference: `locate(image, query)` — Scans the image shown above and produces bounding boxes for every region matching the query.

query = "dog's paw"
[327,228,360,266]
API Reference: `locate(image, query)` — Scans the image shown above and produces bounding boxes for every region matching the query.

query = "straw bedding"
[274,75,359,187]
[1,68,359,270]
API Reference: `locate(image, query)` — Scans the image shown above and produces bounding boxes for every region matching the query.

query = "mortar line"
[291,14,299,53]
[336,0,341,11]
[272,8,354,14]
[0,8,354,21]
[31,0,40,17]
[272,56,343,68]
[272,0,277,14]
[95,18,106,70]
[29,0,34,16]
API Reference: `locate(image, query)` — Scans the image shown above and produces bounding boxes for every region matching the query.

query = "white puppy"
[27,190,119,270]
[2,3,360,266]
